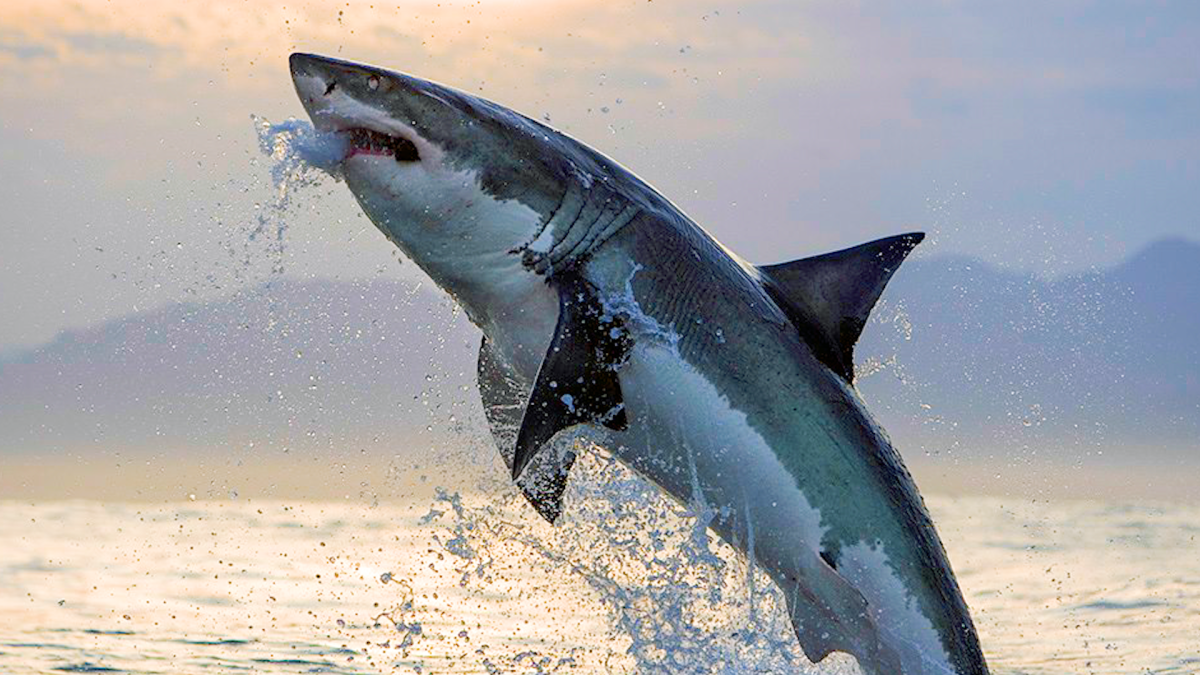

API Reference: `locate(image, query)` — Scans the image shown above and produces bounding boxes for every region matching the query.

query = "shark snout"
[288,52,322,79]
[289,52,363,84]
[289,52,404,138]
[288,52,458,131]
[289,52,360,120]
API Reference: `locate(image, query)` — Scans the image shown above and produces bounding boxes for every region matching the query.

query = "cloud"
[59,30,165,57]
[0,29,53,61]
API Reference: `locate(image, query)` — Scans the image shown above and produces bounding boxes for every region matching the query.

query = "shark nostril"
[324,80,337,96]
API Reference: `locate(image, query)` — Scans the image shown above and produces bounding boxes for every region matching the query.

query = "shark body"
[289,52,988,675]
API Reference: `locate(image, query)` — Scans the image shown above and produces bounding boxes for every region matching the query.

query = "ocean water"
[2,452,1198,675]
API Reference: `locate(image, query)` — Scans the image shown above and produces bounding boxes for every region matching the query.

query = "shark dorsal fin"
[758,232,924,383]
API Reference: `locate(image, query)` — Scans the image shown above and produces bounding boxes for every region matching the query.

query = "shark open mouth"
[346,127,420,162]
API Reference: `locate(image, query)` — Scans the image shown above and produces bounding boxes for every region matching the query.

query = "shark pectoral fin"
[512,440,578,524]
[758,232,924,383]
[511,274,629,482]
[781,557,897,674]
[478,336,577,524]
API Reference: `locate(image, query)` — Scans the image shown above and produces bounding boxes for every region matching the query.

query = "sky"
[1,0,1199,351]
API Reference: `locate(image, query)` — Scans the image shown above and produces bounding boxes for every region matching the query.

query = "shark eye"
[367,75,380,91]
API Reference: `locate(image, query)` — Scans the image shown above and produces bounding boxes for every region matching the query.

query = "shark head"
[289,52,582,318]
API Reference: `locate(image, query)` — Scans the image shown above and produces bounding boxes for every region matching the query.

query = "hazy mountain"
[856,237,1199,464]
[2,239,1197,466]
[0,278,479,457]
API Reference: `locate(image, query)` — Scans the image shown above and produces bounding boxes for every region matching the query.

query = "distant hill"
[856,237,1200,464]
[0,278,478,457]
[2,240,1197,466]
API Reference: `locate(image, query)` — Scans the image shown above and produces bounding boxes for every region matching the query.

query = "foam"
[254,116,349,185]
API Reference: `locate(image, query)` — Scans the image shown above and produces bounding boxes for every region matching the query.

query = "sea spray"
[250,116,348,276]
[378,448,865,674]
[255,116,349,184]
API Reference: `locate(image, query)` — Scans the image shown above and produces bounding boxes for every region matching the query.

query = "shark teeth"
[346,127,420,162]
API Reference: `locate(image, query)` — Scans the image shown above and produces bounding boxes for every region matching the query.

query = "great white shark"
[289,52,989,675]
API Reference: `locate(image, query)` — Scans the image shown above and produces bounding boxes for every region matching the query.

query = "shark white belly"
[616,341,956,674]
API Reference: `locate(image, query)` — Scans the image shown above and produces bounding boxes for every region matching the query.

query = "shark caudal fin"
[757,233,924,383]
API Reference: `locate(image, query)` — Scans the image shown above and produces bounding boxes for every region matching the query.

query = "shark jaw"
[290,57,448,171]
[289,53,561,376]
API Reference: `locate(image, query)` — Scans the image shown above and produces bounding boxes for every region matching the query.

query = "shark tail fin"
[758,232,924,383]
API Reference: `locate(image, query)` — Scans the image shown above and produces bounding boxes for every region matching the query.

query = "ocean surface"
[1,453,1198,675]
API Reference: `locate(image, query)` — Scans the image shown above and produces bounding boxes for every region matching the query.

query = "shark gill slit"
[555,194,626,268]
[528,181,586,272]
[513,180,571,256]
[584,204,641,269]
[547,187,607,269]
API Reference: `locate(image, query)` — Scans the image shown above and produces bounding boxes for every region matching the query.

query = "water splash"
[255,117,349,185]
[249,116,347,276]
[387,448,864,674]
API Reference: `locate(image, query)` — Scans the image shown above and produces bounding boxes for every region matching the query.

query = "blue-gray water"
[2,453,1198,675]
